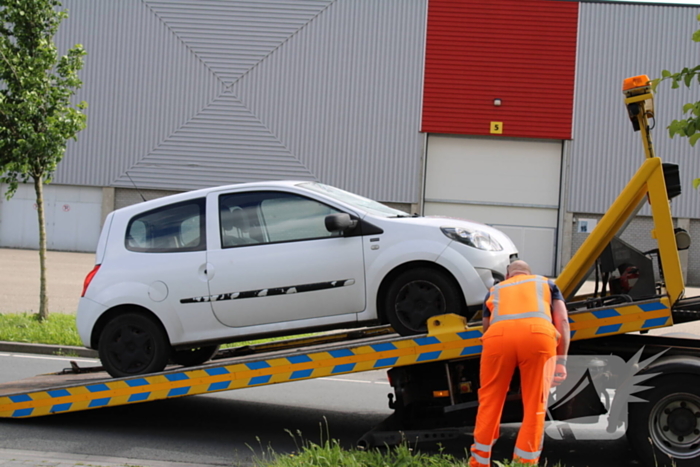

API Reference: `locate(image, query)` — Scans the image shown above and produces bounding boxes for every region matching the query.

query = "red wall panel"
[422,0,579,140]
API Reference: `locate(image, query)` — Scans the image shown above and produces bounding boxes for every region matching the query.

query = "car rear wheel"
[384,268,463,335]
[170,345,220,367]
[98,313,170,378]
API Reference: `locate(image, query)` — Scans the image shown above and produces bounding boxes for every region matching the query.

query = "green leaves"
[692,134,700,147]
[0,0,87,199]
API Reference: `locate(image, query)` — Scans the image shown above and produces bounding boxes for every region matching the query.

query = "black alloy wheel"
[98,312,170,378]
[384,267,462,335]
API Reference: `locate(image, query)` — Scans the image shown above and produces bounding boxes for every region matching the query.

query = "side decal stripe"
[181,279,355,304]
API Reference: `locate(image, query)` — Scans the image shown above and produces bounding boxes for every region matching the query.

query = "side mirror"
[325,213,357,233]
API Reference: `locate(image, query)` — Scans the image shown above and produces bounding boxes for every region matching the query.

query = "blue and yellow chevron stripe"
[0,300,676,419]
[0,314,482,419]
[569,297,673,340]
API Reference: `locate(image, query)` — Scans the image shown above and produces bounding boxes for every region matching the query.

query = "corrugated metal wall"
[52,0,427,203]
[570,2,700,217]
[421,0,578,139]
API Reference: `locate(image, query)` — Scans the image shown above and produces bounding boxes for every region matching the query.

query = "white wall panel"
[0,184,102,252]
[495,225,556,278]
[424,203,558,229]
[423,134,562,276]
[425,135,562,208]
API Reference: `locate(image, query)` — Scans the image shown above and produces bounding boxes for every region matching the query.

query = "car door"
[122,198,212,336]
[205,189,366,328]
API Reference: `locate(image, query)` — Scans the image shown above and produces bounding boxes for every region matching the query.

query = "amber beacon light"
[622,74,651,95]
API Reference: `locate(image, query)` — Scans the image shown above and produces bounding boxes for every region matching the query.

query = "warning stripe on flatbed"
[568,297,673,340]
[0,298,677,419]
[0,316,483,418]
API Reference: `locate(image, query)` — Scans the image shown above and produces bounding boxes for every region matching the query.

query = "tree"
[0,0,87,320]
[651,14,700,150]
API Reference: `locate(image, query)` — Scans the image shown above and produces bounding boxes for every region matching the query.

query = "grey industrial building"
[1,0,700,284]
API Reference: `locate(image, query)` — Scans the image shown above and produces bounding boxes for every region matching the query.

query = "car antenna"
[125,171,147,202]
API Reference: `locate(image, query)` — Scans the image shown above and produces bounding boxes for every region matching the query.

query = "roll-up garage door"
[424,135,562,276]
[0,183,102,252]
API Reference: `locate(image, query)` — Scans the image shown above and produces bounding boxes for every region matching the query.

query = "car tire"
[170,345,220,367]
[98,313,170,378]
[627,374,700,467]
[384,267,463,335]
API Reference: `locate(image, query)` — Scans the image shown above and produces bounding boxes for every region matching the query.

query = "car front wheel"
[98,313,170,378]
[384,268,463,335]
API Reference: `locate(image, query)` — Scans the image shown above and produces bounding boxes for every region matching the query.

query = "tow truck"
[1,76,700,467]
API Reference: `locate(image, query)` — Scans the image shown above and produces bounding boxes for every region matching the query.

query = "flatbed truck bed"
[0,315,482,418]
[0,289,691,420]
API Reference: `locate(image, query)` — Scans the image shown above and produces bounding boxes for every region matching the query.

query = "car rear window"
[125,199,206,253]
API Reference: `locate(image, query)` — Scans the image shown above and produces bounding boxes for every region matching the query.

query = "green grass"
[0,312,314,349]
[251,427,559,467]
[257,440,472,467]
[258,440,563,467]
[0,312,82,346]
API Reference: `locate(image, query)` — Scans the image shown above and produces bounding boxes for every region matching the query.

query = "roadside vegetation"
[0,312,81,346]
[253,439,471,467]
[250,429,550,467]
[0,312,313,348]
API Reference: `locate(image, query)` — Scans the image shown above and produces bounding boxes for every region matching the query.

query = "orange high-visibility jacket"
[484,274,555,325]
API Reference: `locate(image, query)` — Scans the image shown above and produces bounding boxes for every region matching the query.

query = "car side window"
[218,191,343,248]
[125,199,206,252]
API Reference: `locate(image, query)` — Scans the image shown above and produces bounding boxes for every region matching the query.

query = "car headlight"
[441,227,503,251]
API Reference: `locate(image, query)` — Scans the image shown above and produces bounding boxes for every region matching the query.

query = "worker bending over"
[469,260,570,466]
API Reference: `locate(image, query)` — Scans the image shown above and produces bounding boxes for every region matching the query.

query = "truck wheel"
[384,268,462,335]
[98,313,170,378]
[627,374,700,467]
[170,345,219,367]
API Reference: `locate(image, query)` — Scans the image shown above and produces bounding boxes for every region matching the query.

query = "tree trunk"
[34,177,49,321]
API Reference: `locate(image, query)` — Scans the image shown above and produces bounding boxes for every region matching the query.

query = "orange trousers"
[469,319,557,466]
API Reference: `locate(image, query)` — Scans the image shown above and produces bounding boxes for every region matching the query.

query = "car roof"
[114,180,316,216]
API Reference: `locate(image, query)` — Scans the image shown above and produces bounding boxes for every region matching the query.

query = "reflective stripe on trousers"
[469,440,494,467]
[514,445,543,464]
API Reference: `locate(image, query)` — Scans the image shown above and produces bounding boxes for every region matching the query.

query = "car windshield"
[298,182,410,217]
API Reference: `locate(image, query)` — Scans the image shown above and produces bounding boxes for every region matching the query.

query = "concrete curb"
[0,341,98,358]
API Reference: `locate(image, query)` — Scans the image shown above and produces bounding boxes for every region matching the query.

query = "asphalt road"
[0,352,652,467]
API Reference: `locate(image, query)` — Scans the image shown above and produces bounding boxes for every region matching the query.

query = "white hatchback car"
[78,181,518,377]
